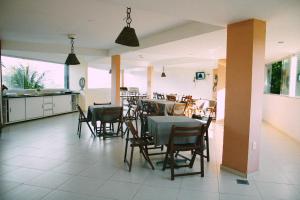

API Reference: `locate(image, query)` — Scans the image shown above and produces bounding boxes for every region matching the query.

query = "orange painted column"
[111,55,121,105]
[222,19,266,176]
[147,66,154,98]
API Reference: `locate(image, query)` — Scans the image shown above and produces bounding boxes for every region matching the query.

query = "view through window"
[265,54,299,97]
[1,56,64,89]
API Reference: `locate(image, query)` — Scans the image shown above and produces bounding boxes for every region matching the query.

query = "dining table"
[87,104,122,127]
[147,116,204,145]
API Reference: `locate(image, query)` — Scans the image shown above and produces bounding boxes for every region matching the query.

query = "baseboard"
[220,164,248,178]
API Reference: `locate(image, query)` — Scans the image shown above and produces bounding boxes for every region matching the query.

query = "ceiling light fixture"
[115,7,139,47]
[65,34,80,65]
[161,66,166,77]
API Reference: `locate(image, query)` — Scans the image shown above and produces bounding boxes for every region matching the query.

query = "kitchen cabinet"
[43,97,53,116]
[8,98,26,122]
[4,94,78,124]
[25,97,44,119]
[53,95,72,114]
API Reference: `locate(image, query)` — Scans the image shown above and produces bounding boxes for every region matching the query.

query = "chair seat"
[173,143,202,151]
[129,138,149,146]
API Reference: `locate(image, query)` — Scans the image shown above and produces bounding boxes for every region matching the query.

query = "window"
[281,59,290,95]
[296,54,300,96]
[1,56,64,89]
[270,61,282,94]
[265,54,300,97]
[88,67,111,89]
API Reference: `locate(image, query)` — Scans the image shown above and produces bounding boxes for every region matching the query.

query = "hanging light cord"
[70,38,75,54]
[126,7,132,27]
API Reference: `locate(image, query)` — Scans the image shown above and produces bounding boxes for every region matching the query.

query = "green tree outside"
[4,65,45,89]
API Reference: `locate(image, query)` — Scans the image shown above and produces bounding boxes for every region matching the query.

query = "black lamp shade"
[65,53,80,65]
[161,72,166,77]
[115,26,139,47]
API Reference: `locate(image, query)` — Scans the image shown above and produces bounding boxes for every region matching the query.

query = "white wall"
[84,89,111,107]
[124,70,147,94]
[263,94,300,142]
[153,67,213,99]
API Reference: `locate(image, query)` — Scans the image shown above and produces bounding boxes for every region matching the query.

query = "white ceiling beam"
[1,40,108,57]
[109,21,223,55]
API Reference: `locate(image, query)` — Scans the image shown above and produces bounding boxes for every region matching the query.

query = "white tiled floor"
[0,113,300,200]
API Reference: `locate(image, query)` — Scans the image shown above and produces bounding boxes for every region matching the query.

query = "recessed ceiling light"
[277,41,284,44]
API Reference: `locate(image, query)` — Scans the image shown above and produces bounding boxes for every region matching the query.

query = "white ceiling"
[1,0,299,68]
[0,0,188,49]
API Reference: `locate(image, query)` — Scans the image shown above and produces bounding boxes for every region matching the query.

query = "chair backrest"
[77,104,88,120]
[157,93,165,100]
[168,125,205,147]
[139,112,148,136]
[192,114,213,131]
[166,95,176,101]
[171,103,187,116]
[94,102,111,105]
[99,107,123,123]
[125,120,140,139]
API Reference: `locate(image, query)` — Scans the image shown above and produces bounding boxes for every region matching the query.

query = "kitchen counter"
[2,92,79,124]
[3,92,80,98]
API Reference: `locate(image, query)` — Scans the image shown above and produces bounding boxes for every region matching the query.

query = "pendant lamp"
[161,66,166,77]
[115,7,139,47]
[65,34,80,65]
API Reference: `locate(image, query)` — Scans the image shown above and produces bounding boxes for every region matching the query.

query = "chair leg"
[200,152,204,177]
[77,120,80,135]
[162,151,169,171]
[78,122,82,138]
[129,146,134,172]
[170,151,175,181]
[205,132,210,162]
[189,151,197,168]
[102,123,106,139]
[124,134,129,162]
[141,146,155,170]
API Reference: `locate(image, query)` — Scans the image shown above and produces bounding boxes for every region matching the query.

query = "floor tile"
[58,176,106,196]
[42,190,113,200]
[0,184,51,200]
[220,193,262,200]
[133,185,178,200]
[52,162,92,175]
[0,180,22,194]
[27,171,72,189]
[0,167,44,183]
[177,189,219,200]
[95,180,140,200]
[255,181,300,200]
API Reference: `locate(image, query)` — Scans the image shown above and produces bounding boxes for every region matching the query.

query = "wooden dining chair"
[77,105,95,138]
[192,114,213,161]
[170,102,187,116]
[163,125,206,180]
[166,95,176,101]
[98,107,123,139]
[139,112,165,155]
[93,102,111,105]
[124,120,155,172]
[157,93,165,100]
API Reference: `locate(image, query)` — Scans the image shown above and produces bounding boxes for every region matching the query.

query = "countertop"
[3,92,80,98]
